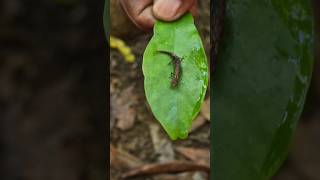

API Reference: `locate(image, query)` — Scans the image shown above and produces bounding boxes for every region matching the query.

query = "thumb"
[153,0,196,21]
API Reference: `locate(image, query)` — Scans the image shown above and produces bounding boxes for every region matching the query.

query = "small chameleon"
[157,50,183,88]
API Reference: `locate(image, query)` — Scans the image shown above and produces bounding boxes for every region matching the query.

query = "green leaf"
[143,13,208,140]
[212,0,314,179]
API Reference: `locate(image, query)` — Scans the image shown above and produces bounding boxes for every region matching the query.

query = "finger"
[190,0,198,17]
[153,0,196,21]
[119,0,156,30]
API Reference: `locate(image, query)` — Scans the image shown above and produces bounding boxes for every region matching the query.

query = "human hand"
[119,0,197,30]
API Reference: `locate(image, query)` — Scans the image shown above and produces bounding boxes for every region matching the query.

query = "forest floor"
[110,1,211,180]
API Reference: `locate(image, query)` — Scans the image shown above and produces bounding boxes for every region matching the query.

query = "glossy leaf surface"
[212,0,314,179]
[143,13,208,140]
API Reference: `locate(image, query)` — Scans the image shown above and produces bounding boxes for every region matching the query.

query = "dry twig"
[122,161,210,179]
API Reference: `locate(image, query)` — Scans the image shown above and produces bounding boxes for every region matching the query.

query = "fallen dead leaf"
[122,161,210,179]
[153,172,195,180]
[190,114,207,133]
[114,85,138,130]
[193,172,207,180]
[175,147,210,166]
[110,144,143,168]
[154,172,207,180]
[149,123,175,162]
[200,98,210,121]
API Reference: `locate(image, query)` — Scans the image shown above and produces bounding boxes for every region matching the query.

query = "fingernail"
[153,0,182,20]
